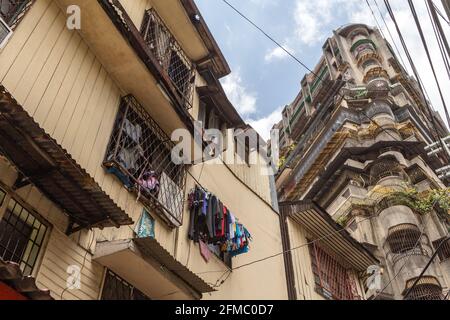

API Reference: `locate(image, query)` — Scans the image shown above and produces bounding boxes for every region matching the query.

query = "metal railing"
[0,196,48,276]
[309,243,361,300]
[0,0,34,29]
[103,95,187,228]
[386,224,431,265]
[140,8,194,109]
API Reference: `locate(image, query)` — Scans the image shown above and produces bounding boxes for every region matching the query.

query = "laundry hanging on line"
[187,186,252,258]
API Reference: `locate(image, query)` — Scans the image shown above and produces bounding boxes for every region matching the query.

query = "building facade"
[275,24,450,300]
[0,0,288,300]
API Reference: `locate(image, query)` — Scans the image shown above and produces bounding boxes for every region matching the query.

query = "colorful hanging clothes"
[187,186,252,258]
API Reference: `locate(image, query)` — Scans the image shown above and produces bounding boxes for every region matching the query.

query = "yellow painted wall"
[286,218,325,300]
[0,0,287,300]
[0,157,104,300]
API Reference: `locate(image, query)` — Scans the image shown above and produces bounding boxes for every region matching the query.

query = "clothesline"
[188,185,252,261]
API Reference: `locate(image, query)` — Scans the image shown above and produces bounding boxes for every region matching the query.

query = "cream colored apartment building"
[0,0,289,300]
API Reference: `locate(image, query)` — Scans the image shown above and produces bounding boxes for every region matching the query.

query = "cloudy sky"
[196,0,450,140]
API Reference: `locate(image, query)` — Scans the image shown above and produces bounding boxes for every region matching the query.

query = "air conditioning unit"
[0,16,13,49]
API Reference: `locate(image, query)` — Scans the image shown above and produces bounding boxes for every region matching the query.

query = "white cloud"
[264,45,294,62]
[293,0,336,45]
[247,107,283,141]
[221,69,257,116]
[288,0,450,127]
[292,0,372,46]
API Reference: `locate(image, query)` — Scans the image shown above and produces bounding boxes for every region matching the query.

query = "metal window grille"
[0,0,34,29]
[0,188,5,206]
[308,243,360,300]
[101,269,150,300]
[432,237,450,262]
[404,277,444,300]
[104,95,187,228]
[141,8,194,109]
[386,224,430,264]
[370,159,403,185]
[0,198,47,276]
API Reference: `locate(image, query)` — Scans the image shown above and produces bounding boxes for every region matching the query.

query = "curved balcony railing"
[386,224,431,265]
[404,276,445,300]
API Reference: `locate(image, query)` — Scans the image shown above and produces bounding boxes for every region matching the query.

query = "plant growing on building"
[378,186,450,216]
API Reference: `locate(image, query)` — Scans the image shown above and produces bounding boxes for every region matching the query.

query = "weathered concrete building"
[276,24,450,300]
[0,0,288,300]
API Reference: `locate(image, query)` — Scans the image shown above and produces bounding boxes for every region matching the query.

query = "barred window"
[0,198,47,276]
[432,237,450,262]
[386,224,429,264]
[404,276,444,300]
[308,243,360,300]
[141,8,194,108]
[101,270,150,300]
[104,95,186,228]
[0,188,5,206]
[0,0,34,29]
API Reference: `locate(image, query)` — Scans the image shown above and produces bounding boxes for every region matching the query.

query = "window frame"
[308,242,359,300]
[100,269,150,300]
[0,185,49,277]
[103,95,187,228]
[140,8,195,109]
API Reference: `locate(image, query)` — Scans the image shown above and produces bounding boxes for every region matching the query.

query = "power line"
[231,212,378,272]
[373,212,430,299]
[427,0,450,79]
[383,0,450,164]
[372,0,408,69]
[433,2,450,25]
[220,0,327,84]
[220,0,417,155]
[408,0,450,127]
[366,0,389,43]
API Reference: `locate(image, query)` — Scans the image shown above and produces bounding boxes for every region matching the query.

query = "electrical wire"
[230,212,378,272]
[220,0,431,166]
[373,211,430,299]
[383,0,450,164]
[403,236,450,299]
[408,0,450,127]
[366,0,389,45]
[433,2,450,25]
[372,0,408,69]
[60,229,96,300]
[220,0,328,84]
[426,0,450,79]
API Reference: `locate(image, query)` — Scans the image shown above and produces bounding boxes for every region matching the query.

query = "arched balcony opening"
[370,158,404,185]
[403,276,444,300]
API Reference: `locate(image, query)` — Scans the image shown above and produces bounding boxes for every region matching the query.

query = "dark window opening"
[101,270,150,300]
[0,0,34,29]
[0,198,47,276]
